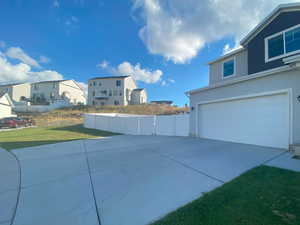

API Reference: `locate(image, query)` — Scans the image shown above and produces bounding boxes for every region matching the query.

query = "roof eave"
[240,3,300,46]
[186,64,294,95]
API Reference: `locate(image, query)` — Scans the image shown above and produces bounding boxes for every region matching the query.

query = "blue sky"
[0,0,296,106]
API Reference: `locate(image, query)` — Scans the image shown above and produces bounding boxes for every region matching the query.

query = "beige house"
[0,93,15,119]
[131,88,147,105]
[88,76,147,106]
[0,83,31,103]
[31,80,86,105]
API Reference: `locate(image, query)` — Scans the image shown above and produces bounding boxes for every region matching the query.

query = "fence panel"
[155,115,176,136]
[84,114,96,129]
[175,114,189,137]
[84,113,189,137]
[139,116,155,135]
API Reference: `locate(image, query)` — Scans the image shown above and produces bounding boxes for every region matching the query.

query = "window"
[113,90,118,96]
[268,34,284,59]
[116,80,121,87]
[100,90,107,96]
[53,83,56,89]
[119,90,122,96]
[285,26,300,53]
[93,82,96,86]
[109,90,112,96]
[265,24,300,62]
[114,100,120,105]
[89,83,92,87]
[98,82,102,86]
[223,59,235,78]
[92,91,95,97]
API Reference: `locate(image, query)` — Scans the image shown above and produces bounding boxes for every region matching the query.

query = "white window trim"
[265,23,300,63]
[222,57,236,79]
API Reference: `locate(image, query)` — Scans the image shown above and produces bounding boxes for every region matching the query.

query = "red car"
[0,118,19,128]
[0,117,28,128]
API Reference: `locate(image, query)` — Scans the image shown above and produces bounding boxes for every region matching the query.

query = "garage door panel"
[198,93,289,149]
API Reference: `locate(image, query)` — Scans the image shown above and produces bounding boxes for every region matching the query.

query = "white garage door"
[197,92,290,149]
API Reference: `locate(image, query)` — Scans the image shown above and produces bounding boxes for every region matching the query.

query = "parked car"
[0,117,35,128]
[0,118,20,128]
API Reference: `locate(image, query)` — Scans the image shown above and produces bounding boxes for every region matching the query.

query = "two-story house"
[88,76,147,106]
[187,3,300,150]
[0,83,31,103]
[31,80,86,105]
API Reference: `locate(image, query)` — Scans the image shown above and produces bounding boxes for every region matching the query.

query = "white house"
[88,76,147,106]
[0,83,31,103]
[0,93,15,119]
[31,80,86,105]
[187,3,300,150]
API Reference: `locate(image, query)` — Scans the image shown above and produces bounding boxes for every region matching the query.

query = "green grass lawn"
[152,166,300,225]
[0,124,118,150]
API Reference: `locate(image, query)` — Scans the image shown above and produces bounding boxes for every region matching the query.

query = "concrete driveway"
[1,135,299,225]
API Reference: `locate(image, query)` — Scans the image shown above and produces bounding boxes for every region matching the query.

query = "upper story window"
[265,24,300,62]
[116,80,121,87]
[223,59,235,78]
[93,81,96,86]
[98,82,102,86]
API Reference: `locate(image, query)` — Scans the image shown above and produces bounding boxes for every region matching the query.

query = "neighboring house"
[151,101,173,105]
[0,83,31,103]
[31,80,86,105]
[131,88,147,105]
[186,3,300,150]
[88,76,147,106]
[0,93,15,119]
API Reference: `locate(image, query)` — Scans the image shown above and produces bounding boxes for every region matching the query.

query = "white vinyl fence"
[84,113,189,137]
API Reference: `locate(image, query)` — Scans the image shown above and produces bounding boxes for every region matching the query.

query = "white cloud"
[6,47,40,68]
[133,0,300,64]
[39,55,51,64]
[98,61,163,84]
[116,62,163,83]
[0,51,63,84]
[65,16,79,27]
[0,41,5,49]
[53,0,60,8]
[161,78,175,87]
[97,60,109,69]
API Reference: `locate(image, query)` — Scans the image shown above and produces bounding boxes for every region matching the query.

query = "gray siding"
[189,70,300,145]
[247,11,300,75]
[209,49,248,85]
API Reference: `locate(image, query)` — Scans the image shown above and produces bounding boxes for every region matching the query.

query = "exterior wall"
[59,80,86,105]
[31,82,60,103]
[0,83,31,103]
[131,90,148,104]
[124,77,138,105]
[0,96,13,119]
[247,11,300,75]
[88,77,138,106]
[209,49,248,85]
[189,69,300,144]
[11,83,31,102]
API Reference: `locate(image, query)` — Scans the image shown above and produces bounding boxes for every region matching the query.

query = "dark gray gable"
[247,11,300,75]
